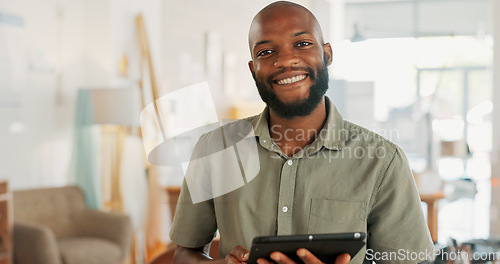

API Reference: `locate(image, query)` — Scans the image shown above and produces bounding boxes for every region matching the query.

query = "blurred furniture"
[76,88,146,264]
[86,87,142,212]
[420,191,445,243]
[73,87,141,211]
[13,186,132,264]
[0,180,12,264]
[229,102,265,119]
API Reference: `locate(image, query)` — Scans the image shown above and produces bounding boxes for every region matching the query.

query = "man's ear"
[248,60,254,74]
[323,43,333,66]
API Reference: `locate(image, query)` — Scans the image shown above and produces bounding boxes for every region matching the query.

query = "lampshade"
[77,88,142,127]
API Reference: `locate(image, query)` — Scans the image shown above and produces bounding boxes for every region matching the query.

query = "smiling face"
[248,2,333,119]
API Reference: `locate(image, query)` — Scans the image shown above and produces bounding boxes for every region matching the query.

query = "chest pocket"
[308,199,367,234]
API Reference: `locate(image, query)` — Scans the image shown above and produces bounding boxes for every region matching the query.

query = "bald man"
[170,2,434,264]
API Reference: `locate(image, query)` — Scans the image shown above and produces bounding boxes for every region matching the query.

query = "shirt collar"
[252,96,346,152]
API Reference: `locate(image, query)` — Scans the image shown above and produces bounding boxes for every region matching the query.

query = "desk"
[420,192,445,243]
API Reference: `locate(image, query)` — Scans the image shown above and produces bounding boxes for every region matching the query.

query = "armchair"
[13,186,132,264]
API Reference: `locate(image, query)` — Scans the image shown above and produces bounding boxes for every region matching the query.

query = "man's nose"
[273,50,300,68]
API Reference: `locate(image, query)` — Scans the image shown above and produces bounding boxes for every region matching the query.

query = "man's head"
[248,1,332,119]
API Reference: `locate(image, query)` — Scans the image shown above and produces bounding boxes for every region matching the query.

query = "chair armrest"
[13,221,62,264]
[76,209,133,257]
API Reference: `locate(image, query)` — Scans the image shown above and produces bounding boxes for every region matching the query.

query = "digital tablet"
[248,232,366,264]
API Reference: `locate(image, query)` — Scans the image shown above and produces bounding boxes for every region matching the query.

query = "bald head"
[248,1,324,54]
[246,1,333,119]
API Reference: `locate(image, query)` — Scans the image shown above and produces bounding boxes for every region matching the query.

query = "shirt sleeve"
[169,135,218,248]
[366,146,434,264]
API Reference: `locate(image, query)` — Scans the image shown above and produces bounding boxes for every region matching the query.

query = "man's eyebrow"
[294,31,310,37]
[254,40,271,48]
[253,32,312,49]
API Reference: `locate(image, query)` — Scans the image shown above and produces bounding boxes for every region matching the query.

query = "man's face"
[248,6,332,119]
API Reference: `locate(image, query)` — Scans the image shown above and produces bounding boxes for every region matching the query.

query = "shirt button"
[262,139,267,143]
[287,160,293,166]
[282,206,288,213]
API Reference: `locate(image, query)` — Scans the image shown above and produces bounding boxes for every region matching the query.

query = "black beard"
[253,56,329,120]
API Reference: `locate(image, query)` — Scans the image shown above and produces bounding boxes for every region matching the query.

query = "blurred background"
[1,0,500,263]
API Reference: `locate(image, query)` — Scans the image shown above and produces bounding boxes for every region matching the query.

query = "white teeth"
[277,74,306,85]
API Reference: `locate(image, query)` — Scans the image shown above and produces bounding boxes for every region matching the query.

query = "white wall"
[83,0,162,88]
[0,0,85,189]
[0,0,162,190]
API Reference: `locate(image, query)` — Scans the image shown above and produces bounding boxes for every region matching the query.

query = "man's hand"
[256,249,350,264]
[224,245,250,264]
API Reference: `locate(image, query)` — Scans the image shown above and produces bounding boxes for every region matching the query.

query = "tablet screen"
[248,232,366,264]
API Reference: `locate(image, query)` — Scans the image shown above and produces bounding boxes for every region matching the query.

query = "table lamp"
[88,87,141,212]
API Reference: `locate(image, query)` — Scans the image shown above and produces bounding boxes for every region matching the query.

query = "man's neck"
[268,97,327,157]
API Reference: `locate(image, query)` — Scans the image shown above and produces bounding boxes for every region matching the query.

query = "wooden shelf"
[0,181,11,264]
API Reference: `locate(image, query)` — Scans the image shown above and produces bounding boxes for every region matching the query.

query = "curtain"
[68,89,102,209]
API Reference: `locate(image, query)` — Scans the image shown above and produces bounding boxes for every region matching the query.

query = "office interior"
[1,0,500,263]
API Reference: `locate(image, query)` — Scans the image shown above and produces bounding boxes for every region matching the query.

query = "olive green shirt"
[169,97,434,264]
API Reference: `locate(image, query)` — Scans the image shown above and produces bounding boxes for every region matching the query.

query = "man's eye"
[297,42,312,47]
[257,50,273,57]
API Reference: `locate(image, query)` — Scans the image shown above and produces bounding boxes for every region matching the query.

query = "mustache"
[266,67,315,83]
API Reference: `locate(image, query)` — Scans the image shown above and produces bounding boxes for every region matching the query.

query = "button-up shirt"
[169,97,433,264]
